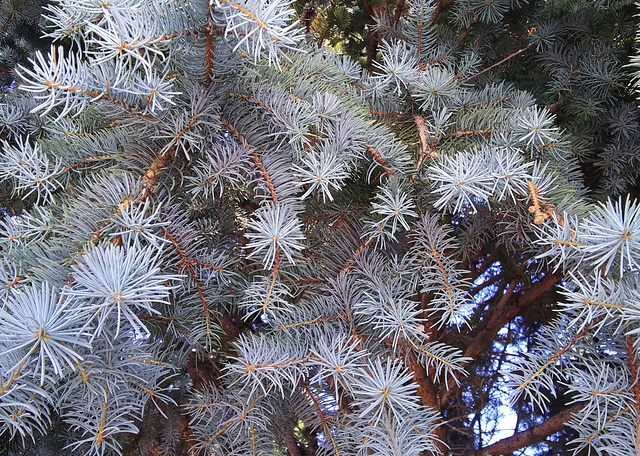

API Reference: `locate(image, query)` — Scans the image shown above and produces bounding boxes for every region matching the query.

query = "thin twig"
[463,47,528,84]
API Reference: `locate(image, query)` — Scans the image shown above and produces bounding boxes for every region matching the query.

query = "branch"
[362,0,381,73]
[301,381,342,455]
[284,434,302,456]
[463,280,516,360]
[407,352,448,455]
[470,403,584,456]
[439,273,562,408]
[393,0,406,24]
[626,336,640,408]
[463,47,528,84]
[413,114,438,176]
[203,24,216,89]
[432,0,456,22]
[162,226,239,341]
[367,145,395,177]
[515,272,563,309]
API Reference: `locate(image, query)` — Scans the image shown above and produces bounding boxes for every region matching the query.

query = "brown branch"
[393,0,406,24]
[301,381,342,455]
[547,100,564,114]
[203,23,215,89]
[474,272,562,351]
[0,12,14,37]
[298,3,316,32]
[284,434,302,456]
[626,337,640,408]
[470,403,584,456]
[463,280,517,360]
[343,236,375,272]
[407,353,447,455]
[432,0,456,22]
[515,272,563,309]
[463,47,528,84]
[221,116,279,202]
[440,273,562,408]
[162,226,239,341]
[468,272,503,297]
[366,146,395,177]
[413,114,438,176]
[362,0,381,73]
[445,128,494,139]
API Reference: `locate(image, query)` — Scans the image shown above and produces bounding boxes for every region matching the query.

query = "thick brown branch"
[393,0,406,23]
[407,353,447,455]
[470,403,584,456]
[440,273,562,408]
[284,434,302,456]
[463,280,516,360]
[203,22,216,88]
[362,0,381,73]
[515,272,563,309]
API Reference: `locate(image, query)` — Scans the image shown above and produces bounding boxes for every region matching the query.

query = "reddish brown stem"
[203,24,215,88]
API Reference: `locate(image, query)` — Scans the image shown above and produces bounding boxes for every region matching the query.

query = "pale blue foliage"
[0,137,63,204]
[245,202,305,269]
[0,283,89,386]
[1,0,639,454]
[65,243,179,338]
[213,0,305,67]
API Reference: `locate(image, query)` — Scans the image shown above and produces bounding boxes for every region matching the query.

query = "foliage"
[0,0,639,455]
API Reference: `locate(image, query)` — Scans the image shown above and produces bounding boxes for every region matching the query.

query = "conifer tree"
[0,0,639,455]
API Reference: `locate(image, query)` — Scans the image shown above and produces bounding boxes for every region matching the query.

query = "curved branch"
[440,273,562,408]
[470,403,584,456]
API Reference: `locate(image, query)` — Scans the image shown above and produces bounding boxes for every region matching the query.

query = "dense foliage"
[0,0,50,89]
[0,0,639,455]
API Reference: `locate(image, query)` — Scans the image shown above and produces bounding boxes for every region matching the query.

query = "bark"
[285,433,302,456]
[466,271,563,361]
[393,0,407,23]
[439,272,563,408]
[432,0,456,22]
[362,0,382,73]
[203,24,215,89]
[408,353,448,455]
[470,403,584,456]
[462,280,516,361]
